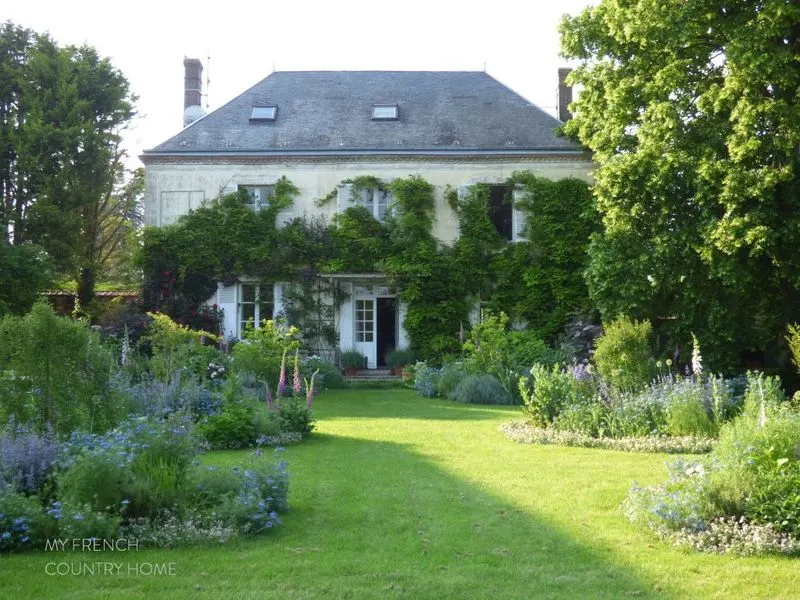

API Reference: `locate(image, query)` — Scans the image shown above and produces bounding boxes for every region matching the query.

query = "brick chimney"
[557,67,573,122]
[183,58,205,127]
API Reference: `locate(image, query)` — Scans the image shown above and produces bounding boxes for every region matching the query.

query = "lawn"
[1,389,797,599]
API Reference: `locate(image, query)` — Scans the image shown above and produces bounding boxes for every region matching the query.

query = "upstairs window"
[250,106,277,121]
[239,185,274,212]
[356,188,392,222]
[337,184,394,222]
[487,185,513,241]
[372,104,398,120]
[239,283,274,334]
[459,183,526,242]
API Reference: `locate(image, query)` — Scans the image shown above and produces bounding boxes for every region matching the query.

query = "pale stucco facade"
[143,156,593,244]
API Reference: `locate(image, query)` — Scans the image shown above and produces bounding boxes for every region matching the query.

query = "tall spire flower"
[278,349,288,396]
[305,368,320,409]
[293,350,302,395]
[691,333,703,377]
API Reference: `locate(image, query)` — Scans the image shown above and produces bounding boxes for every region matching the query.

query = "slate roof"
[145,71,581,156]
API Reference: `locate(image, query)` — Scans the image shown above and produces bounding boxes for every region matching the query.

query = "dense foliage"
[0,302,121,435]
[560,1,800,371]
[139,172,594,364]
[0,416,290,552]
[625,373,800,555]
[0,21,137,309]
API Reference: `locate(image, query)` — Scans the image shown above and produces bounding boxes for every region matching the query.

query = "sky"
[5,0,595,170]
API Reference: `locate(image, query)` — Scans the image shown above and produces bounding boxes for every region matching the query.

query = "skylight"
[372,104,398,120]
[250,106,278,121]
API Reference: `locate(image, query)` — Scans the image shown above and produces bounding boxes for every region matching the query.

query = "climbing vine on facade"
[138,172,596,361]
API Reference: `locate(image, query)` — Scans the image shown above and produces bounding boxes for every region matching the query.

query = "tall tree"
[0,21,136,310]
[560,0,800,370]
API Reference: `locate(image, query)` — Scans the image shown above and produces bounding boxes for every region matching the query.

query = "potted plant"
[386,348,415,376]
[340,349,366,376]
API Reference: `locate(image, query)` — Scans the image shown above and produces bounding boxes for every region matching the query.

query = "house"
[141,62,592,368]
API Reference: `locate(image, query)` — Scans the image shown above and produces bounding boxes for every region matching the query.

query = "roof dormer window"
[250,106,278,121]
[372,104,398,120]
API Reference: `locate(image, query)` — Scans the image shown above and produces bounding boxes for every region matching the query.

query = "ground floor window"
[239,283,274,333]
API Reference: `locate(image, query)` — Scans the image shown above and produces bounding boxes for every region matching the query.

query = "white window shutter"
[512,186,527,242]
[216,283,238,339]
[336,184,354,213]
[273,283,285,320]
[276,209,294,228]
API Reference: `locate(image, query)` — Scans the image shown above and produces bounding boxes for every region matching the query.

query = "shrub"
[216,451,289,535]
[593,316,656,393]
[507,331,572,370]
[340,349,366,371]
[231,320,301,387]
[58,452,135,514]
[450,374,513,405]
[59,415,200,521]
[146,312,220,384]
[413,362,440,397]
[119,374,222,421]
[0,419,58,496]
[274,397,315,436]
[302,356,346,390]
[198,402,258,450]
[385,347,415,370]
[56,502,122,541]
[0,488,56,552]
[437,362,468,398]
[0,302,121,435]
[624,373,800,555]
[666,389,716,437]
[520,364,597,427]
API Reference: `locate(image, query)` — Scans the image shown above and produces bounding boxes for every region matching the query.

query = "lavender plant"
[0,419,58,495]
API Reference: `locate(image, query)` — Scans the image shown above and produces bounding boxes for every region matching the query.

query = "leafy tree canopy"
[0,21,137,312]
[560,0,800,370]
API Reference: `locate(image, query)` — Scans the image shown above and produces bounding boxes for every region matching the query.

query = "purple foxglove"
[293,350,302,395]
[278,349,287,396]
[305,368,320,409]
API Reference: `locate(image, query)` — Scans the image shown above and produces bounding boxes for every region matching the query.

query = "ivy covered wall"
[138,171,597,362]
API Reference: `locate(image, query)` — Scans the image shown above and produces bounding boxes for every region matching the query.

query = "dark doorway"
[487,184,513,241]
[376,297,397,368]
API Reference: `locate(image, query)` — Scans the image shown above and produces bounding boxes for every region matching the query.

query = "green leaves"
[561,0,800,370]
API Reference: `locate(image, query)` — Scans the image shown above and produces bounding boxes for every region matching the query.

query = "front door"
[376,297,397,367]
[354,298,376,368]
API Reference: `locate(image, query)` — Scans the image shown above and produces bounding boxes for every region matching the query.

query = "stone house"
[141,61,592,368]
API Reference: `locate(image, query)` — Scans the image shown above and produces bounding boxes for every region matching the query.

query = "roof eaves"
[141,147,587,158]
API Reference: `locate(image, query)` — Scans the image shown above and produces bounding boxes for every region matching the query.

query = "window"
[337,184,393,222]
[239,283,274,334]
[356,188,392,222]
[487,184,513,241]
[355,299,374,343]
[372,104,398,120]
[239,185,274,212]
[250,106,277,121]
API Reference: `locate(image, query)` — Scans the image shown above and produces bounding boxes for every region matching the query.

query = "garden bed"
[500,419,715,454]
